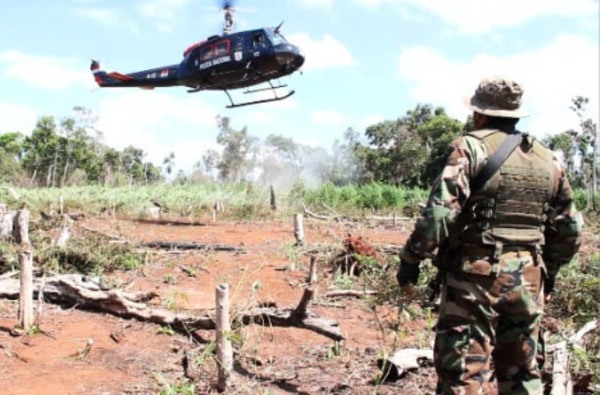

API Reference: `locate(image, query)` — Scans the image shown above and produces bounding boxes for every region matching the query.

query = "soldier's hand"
[396,260,420,290]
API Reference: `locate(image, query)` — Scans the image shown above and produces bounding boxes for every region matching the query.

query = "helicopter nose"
[274,45,304,71]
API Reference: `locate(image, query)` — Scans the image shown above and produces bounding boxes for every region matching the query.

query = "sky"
[0,0,598,175]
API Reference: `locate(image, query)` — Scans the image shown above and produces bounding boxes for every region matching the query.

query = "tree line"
[0,99,597,209]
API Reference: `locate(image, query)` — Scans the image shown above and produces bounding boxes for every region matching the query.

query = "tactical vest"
[457,129,558,251]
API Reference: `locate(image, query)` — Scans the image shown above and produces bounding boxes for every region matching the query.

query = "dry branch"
[0,275,343,341]
[301,203,335,221]
[241,288,344,341]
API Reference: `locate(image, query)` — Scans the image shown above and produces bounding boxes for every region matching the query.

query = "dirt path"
[0,217,438,394]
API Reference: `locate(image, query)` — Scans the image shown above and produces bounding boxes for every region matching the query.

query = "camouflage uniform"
[399,77,583,395]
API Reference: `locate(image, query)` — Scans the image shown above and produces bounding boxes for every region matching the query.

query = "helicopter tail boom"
[90,60,179,89]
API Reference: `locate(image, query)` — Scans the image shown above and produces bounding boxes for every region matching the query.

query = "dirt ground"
[1,217,442,395]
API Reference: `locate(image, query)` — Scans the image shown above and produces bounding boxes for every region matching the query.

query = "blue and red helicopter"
[90,1,305,108]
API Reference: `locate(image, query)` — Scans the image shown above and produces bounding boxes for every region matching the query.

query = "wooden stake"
[59,195,64,215]
[18,251,34,331]
[211,208,217,223]
[0,204,14,239]
[293,213,304,246]
[269,185,277,210]
[13,208,30,246]
[308,256,318,284]
[216,283,233,392]
[55,214,74,247]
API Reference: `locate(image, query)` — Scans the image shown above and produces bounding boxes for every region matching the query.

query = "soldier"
[396,77,583,394]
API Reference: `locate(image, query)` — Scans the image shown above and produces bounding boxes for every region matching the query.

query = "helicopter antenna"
[222,0,235,35]
[274,21,284,34]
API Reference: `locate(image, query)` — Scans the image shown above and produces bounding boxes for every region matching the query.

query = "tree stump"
[216,283,233,392]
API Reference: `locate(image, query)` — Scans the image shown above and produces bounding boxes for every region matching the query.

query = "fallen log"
[323,289,378,298]
[550,318,599,395]
[143,241,244,252]
[0,275,343,341]
[78,224,243,253]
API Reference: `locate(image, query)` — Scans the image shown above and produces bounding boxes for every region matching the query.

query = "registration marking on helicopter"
[199,55,232,70]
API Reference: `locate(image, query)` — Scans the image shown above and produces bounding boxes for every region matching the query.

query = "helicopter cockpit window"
[215,40,230,56]
[253,33,266,48]
[265,29,286,46]
[199,46,213,61]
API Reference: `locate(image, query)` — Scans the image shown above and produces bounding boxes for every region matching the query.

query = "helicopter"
[90,1,305,108]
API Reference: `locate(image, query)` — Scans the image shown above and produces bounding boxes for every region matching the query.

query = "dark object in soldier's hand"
[544,275,556,297]
[427,270,444,303]
[396,260,420,286]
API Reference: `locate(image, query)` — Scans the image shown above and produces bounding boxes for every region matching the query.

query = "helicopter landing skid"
[225,80,294,108]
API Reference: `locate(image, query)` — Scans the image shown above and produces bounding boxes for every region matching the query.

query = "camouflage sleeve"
[400,135,487,264]
[542,162,583,279]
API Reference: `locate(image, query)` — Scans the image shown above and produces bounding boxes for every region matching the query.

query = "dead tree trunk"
[216,283,233,392]
[294,213,304,246]
[14,207,34,331]
[270,185,277,210]
[18,251,34,331]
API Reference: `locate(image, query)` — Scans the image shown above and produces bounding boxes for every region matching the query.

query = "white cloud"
[136,0,190,33]
[312,110,346,125]
[287,33,354,71]
[95,90,218,170]
[0,50,92,90]
[359,0,598,33]
[0,103,38,134]
[353,0,597,33]
[397,34,599,137]
[296,0,335,9]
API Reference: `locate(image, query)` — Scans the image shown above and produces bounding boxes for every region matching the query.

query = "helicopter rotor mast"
[222,0,235,35]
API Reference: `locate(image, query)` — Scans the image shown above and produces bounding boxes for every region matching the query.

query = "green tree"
[121,146,161,184]
[163,152,175,177]
[21,116,62,186]
[570,96,598,210]
[0,132,26,183]
[215,116,257,182]
[354,104,462,188]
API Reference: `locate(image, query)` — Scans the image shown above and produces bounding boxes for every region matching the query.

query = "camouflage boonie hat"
[465,76,529,118]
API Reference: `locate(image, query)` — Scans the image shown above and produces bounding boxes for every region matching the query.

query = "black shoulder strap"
[471,132,523,192]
